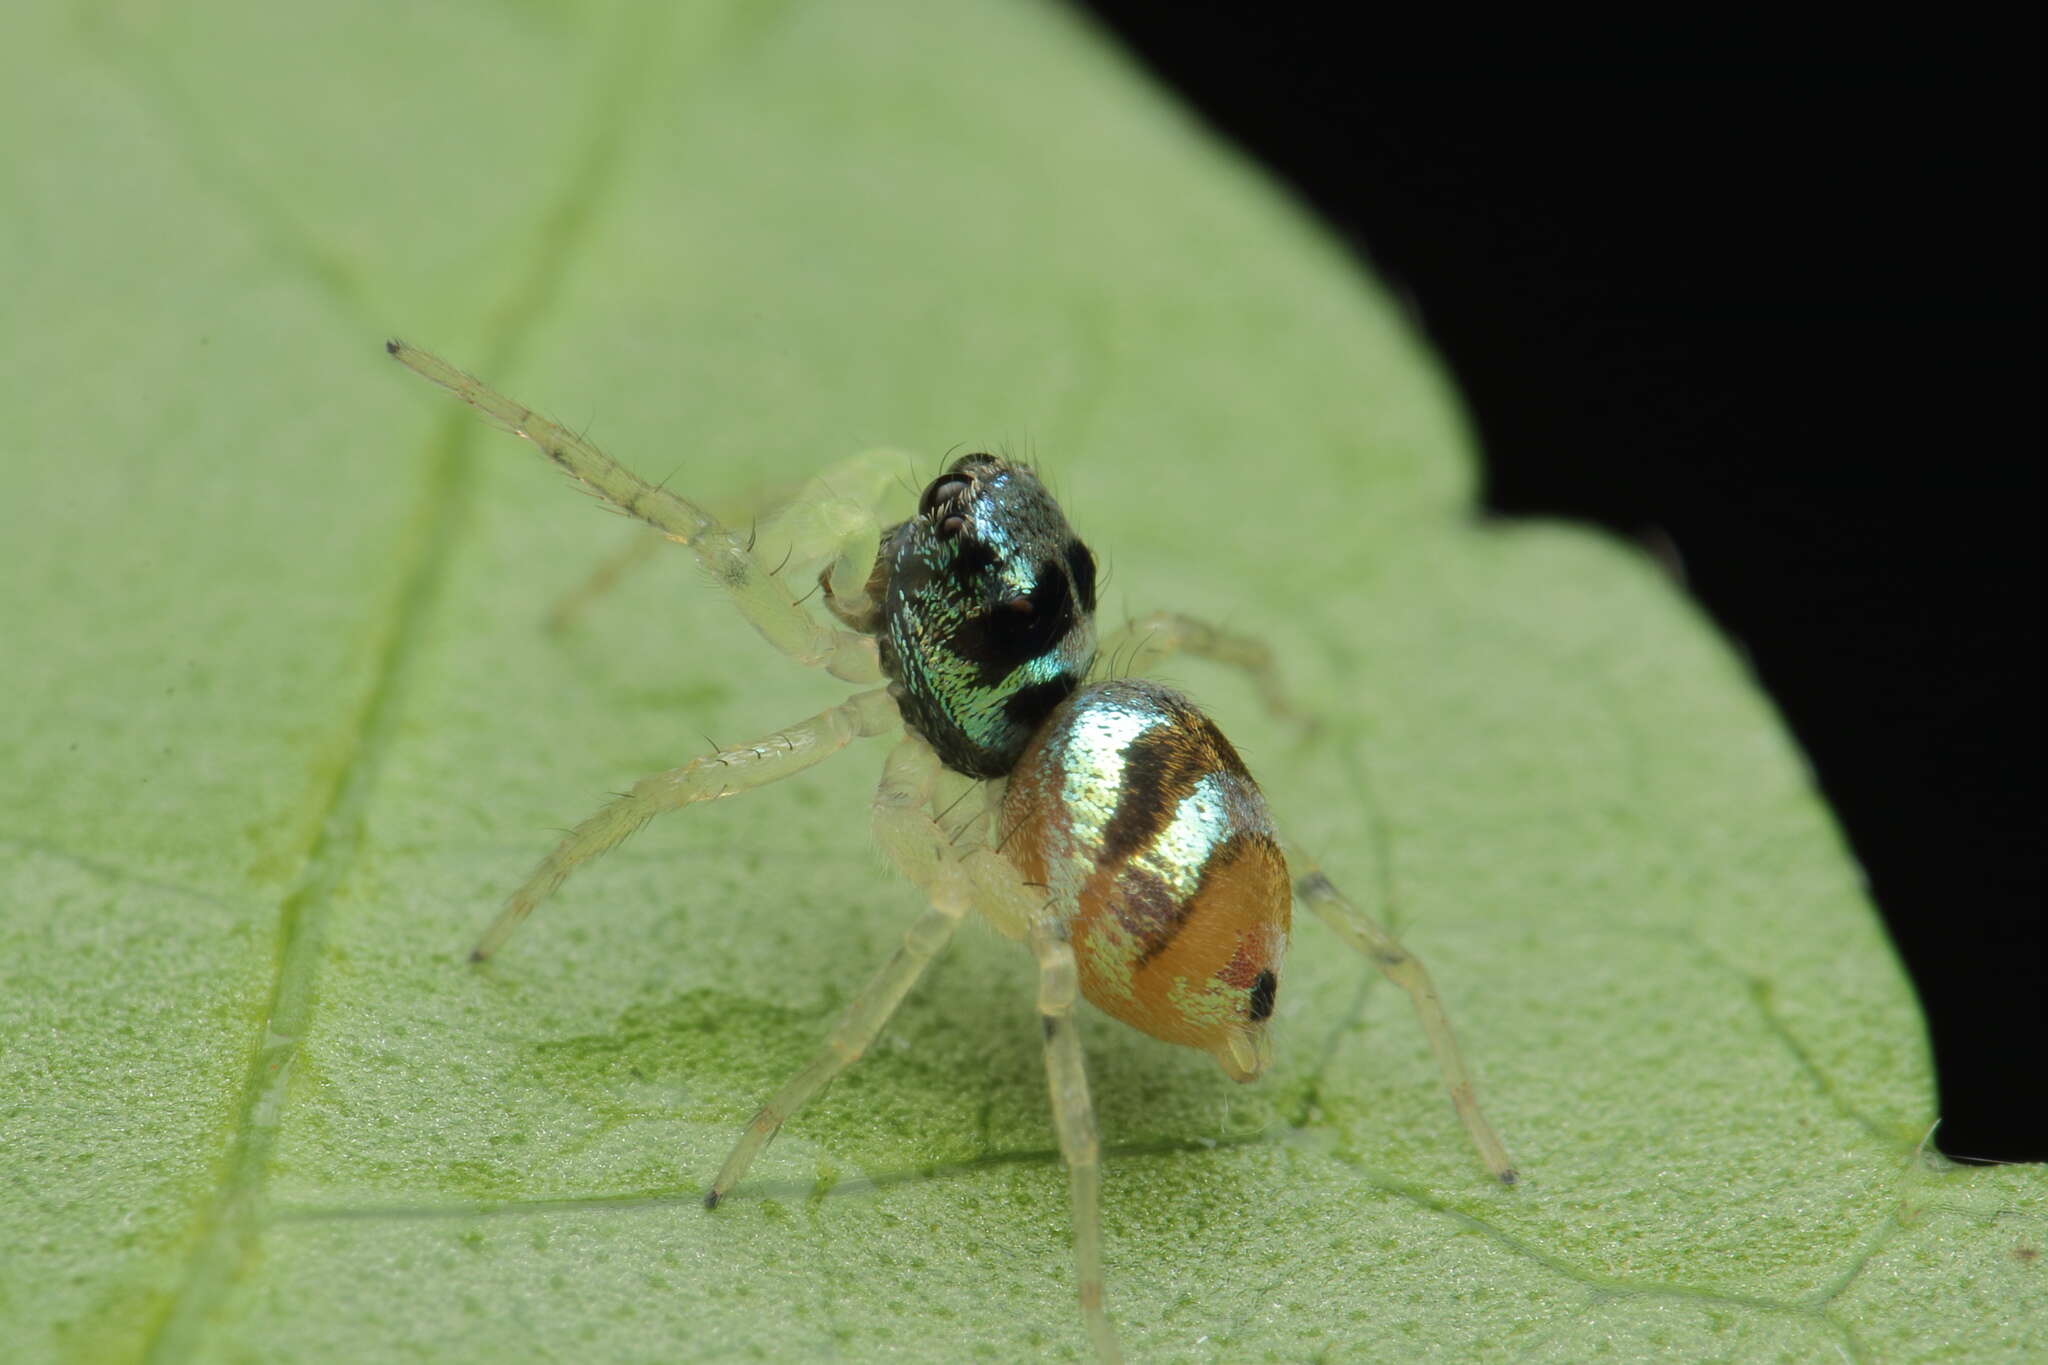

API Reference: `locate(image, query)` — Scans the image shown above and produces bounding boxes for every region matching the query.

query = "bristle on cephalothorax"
[870,454,1099,780]
[1002,679,1290,1080]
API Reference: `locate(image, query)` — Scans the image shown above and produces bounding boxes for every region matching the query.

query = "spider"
[386,340,1516,1362]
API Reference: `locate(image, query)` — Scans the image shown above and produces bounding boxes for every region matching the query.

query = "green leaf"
[3,1,2039,1361]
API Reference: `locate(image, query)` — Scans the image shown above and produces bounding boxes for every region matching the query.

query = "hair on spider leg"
[649,466,687,505]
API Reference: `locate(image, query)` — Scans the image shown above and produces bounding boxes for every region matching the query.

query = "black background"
[1082,6,2040,1163]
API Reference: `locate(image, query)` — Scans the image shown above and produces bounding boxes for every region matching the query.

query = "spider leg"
[388,341,880,681]
[704,736,973,1204]
[702,897,967,1208]
[868,740,1124,1360]
[1288,851,1517,1184]
[1027,917,1123,1363]
[470,688,898,961]
[754,448,910,629]
[547,449,906,633]
[1092,610,1300,723]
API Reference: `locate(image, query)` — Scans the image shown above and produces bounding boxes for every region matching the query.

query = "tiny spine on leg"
[1289,856,1517,1183]
[1030,921,1124,1365]
[471,688,899,961]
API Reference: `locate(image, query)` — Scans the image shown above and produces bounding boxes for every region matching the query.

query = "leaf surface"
[3,1,2039,1360]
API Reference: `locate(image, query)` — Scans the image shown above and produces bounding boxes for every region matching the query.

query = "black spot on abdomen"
[1249,970,1278,1022]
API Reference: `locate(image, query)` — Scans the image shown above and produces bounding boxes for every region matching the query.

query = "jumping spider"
[387,340,1515,1362]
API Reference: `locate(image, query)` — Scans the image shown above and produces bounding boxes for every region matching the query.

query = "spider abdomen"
[1002,679,1290,1081]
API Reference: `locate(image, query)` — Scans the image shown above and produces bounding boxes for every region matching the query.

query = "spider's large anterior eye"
[919,476,970,519]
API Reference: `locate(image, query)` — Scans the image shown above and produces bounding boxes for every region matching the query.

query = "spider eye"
[920,475,971,519]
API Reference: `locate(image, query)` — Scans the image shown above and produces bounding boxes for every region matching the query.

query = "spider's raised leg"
[388,341,881,681]
[470,688,898,960]
[547,449,909,632]
[1288,851,1517,1183]
[755,448,918,630]
[1094,610,1299,724]
[1030,917,1124,1364]
[704,736,974,1203]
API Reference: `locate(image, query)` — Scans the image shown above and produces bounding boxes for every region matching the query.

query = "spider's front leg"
[387,341,886,682]
[470,688,898,960]
[1287,850,1517,1184]
[547,450,915,634]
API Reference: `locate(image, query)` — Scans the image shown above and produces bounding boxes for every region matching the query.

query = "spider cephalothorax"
[874,454,1099,778]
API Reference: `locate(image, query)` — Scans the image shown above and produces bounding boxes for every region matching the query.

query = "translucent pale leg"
[470,688,899,960]
[704,736,972,1204]
[388,340,877,682]
[1093,609,1299,722]
[756,448,919,623]
[866,737,988,912]
[546,451,910,632]
[880,755,1119,1363]
[1030,919,1123,1364]
[1289,855,1518,1184]
[702,895,967,1207]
